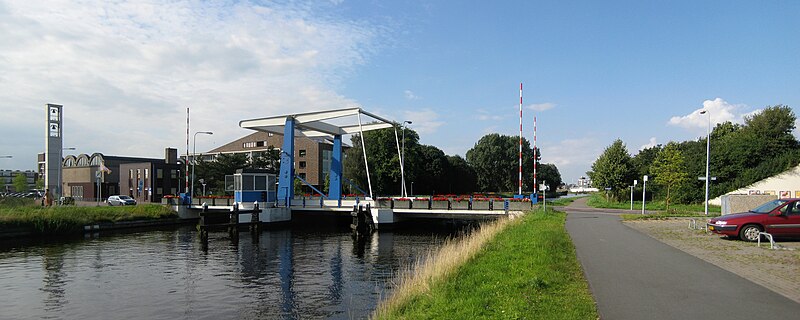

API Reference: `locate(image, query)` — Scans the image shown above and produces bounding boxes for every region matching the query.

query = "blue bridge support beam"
[329,135,343,200]
[277,117,295,207]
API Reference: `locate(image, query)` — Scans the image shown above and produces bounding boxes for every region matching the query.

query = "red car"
[707,198,800,241]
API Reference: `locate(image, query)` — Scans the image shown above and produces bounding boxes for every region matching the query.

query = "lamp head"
[699,110,707,115]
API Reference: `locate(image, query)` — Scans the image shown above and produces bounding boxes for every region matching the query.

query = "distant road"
[564,197,800,319]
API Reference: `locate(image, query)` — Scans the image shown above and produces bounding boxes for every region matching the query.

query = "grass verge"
[621,212,719,221]
[373,210,597,319]
[0,199,178,235]
[548,196,582,207]
[586,193,720,213]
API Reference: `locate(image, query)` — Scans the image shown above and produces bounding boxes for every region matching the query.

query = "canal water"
[0,218,465,319]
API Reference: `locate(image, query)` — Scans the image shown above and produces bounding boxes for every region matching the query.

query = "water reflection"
[0,220,462,319]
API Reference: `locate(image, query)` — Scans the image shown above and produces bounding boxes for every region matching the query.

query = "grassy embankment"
[374,209,597,319]
[0,198,177,235]
[587,193,720,215]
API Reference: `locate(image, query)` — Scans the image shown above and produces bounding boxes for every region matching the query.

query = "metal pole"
[402,125,406,196]
[701,110,711,215]
[630,186,634,211]
[357,112,373,199]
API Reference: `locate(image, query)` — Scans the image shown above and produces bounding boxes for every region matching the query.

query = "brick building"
[40,148,184,202]
[202,131,346,190]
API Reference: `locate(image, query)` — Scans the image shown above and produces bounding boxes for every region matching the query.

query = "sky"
[1,0,799,185]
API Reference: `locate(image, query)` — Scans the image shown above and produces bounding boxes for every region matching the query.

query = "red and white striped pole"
[534,116,537,194]
[518,82,523,195]
[186,107,189,197]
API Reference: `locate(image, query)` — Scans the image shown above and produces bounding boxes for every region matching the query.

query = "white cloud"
[475,109,503,121]
[527,102,556,112]
[640,137,658,151]
[0,0,387,169]
[667,98,748,132]
[540,136,604,182]
[404,90,419,100]
[402,109,443,134]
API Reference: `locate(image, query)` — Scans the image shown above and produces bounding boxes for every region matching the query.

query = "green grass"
[0,198,177,235]
[376,210,597,319]
[586,193,720,213]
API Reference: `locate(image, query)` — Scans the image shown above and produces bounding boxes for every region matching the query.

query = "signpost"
[540,181,548,211]
[631,180,638,211]
[642,175,648,215]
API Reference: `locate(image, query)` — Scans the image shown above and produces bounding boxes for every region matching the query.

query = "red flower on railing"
[508,198,531,202]
[413,197,429,201]
[432,197,449,201]
[395,198,411,201]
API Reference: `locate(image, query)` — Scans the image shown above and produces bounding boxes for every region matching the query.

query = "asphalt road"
[565,205,800,319]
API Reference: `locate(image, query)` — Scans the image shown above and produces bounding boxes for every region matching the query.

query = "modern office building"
[38,148,185,203]
[202,131,345,190]
[0,170,38,193]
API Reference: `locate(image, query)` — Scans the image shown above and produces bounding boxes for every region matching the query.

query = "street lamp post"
[631,179,638,211]
[700,110,711,215]
[192,131,213,200]
[411,181,414,197]
[401,121,412,197]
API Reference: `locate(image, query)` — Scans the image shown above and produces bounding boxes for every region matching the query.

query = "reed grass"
[0,202,177,234]
[373,210,597,319]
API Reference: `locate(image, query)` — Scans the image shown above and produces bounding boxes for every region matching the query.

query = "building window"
[299,161,306,169]
[299,150,306,157]
[268,132,274,137]
[156,169,163,179]
[299,173,306,180]
[256,141,264,147]
[171,170,177,179]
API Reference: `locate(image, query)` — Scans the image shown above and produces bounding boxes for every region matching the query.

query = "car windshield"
[119,196,133,200]
[750,199,788,214]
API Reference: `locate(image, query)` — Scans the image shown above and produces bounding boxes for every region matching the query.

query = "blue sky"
[1,0,798,184]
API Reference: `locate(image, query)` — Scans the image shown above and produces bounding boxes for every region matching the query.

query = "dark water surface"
[0,219,461,319]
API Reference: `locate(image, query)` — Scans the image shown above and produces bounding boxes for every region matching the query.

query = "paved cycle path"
[565,198,800,319]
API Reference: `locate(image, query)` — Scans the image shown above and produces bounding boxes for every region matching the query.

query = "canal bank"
[0,214,468,319]
[373,209,597,319]
[0,202,182,238]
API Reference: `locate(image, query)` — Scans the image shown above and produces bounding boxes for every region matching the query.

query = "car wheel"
[739,224,762,242]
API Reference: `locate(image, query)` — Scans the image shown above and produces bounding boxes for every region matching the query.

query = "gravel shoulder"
[625,218,800,303]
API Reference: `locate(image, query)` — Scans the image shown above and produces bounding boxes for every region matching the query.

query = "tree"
[537,163,562,193]
[342,126,422,196]
[412,145,449,195]
[587,139,634,200]
[466,133,536,192]
[194,153,249,195]
[650,143,689,210]
[35,177,44,190]
[249,146,280,173]
[12,173,28,193]
[444,155,477,195]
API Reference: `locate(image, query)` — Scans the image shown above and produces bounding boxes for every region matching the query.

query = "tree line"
[588,105,799,208]
[192,128,563,197]
[343,129,562,196]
